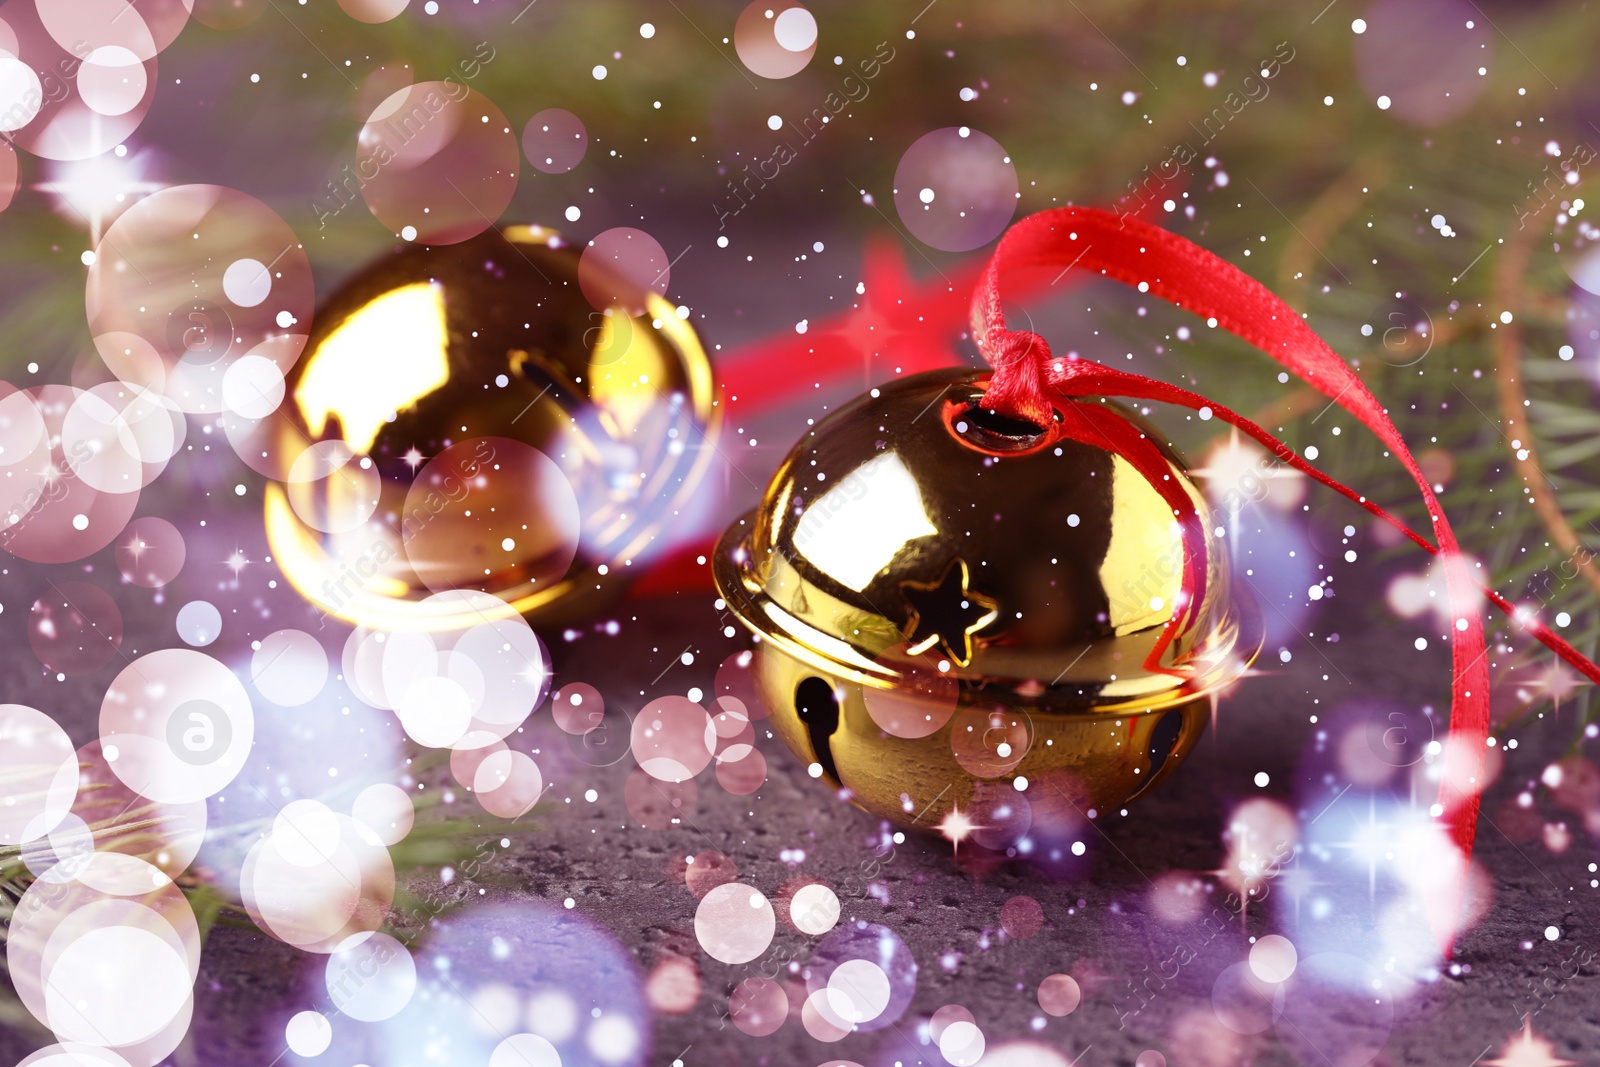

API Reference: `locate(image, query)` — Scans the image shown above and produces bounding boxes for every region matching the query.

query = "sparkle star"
[401,447,426,471]
[1201,649,1271,733]
[1190,427,1304,513]
[1483,1016,1577,1067]
[1528,659,1585,716]
[899,558,999,668]
[937,805,982,851]
[35,150,165,243]
[226,550,249,577]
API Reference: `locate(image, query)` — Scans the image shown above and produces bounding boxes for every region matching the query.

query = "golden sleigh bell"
[714,369,1261,837]
[265,225,720,631]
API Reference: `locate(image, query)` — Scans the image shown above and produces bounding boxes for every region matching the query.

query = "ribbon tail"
[967,205,1599,955]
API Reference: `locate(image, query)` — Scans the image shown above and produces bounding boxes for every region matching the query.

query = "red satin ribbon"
[971,205,1600,951]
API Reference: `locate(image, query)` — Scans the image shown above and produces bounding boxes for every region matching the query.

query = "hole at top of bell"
[946,400,1055,454]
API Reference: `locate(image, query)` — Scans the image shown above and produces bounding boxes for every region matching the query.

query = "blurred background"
[3,0,1600,1064]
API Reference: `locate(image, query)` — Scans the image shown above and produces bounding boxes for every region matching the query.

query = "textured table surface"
[2,517,1595,1067]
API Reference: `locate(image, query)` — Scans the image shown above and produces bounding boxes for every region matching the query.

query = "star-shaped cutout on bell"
[900,558,1000,668]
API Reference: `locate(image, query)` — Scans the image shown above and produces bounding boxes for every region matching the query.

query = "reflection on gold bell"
[265,225,720,631]
[714,369,1261,838]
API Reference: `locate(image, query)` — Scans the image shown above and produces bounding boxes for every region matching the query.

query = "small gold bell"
[265,225,720,631]
[714,368,1260,838]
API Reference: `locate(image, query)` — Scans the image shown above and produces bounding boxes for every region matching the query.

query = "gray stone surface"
[5,548,1590,1067]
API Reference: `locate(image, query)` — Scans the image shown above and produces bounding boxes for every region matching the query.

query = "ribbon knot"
[978,328,1054,427]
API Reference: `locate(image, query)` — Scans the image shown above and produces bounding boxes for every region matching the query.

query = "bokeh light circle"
[100,648,255,804]
[802,989,851,1042]
[950,703,1031,778]
[645,954,702,1015]
[716,649,769,721]
[552,682,604,735]
[378,589,551,749]
[175,599,221,646]
[357,82,520,245]
[1352,0,1489,127]
[473,749,544,819]
[6,852,199,1066]
[70,739,205,881]
[864,649,957,738]
[34,0,179,61]
[16,1045,135,1067]
[489,1034,561,1067]
[287,441,382,535]
[337,0,410,24]
[999,894,1044,939]
[45,925,190,1046]
[790,882,840,936]
[715,746,767,795]
[694,882,775,964]
[893,127,1018,251]
[1211,961,1279,1035]
[1037,973,1081,1016]
[522,108,587,174]
[982,1045,1077,1067]
[451,737,506,791]
[0,386,140,565]
[939,1020,986,1066]
[343,626,392,709]
[61,382,186,493]
[728,976,787,1037]
[372,900,649,1065]
[87,186,314,413]
[806,922,917,1033]
[351,783,414,845]
[251,629,329,706]
[77,46,148,117]
[325,932,417,1021]
[933,1007,973,1045]
[0,704,78,846]
[397,674,474,748]
[272,800,342,867]
[401,438,580,596]
[285,1011,332,1056]
[1250,934,1299,984]
[242,811,395,952]
[734,1,817,79]
[0,386,51,525]
[0,51,44,131]
[1554,208,1600,297]
[222,352,286,419]
[0,139,17,213]
[1,1,157,160]
[825,958,891,1024]
[630,695,716,783]
[578,227,672,315]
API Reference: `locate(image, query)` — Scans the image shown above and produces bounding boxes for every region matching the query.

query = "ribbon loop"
[971,205,1600,954]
